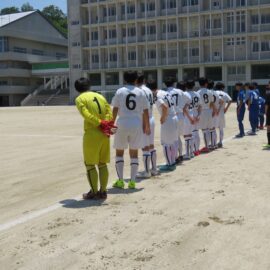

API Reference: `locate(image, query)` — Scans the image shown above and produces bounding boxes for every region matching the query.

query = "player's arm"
[247,97,251,111]
[143,109,151,135]
[104,100,113,121]
[76,98,101,127]
[224,97,232,114]
[183,103,194,124]
[160,103,168,124]
[112,107,118,123]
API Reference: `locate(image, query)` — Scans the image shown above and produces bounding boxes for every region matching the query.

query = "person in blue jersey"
[235,82,246,138]
[247,83,260,135]
[258,96,266,130]
[252,82,260,96]
[264,84,270,149]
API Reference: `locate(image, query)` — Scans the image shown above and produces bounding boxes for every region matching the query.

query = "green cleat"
[113,179,125,189]
[128,180,136,189]
[263,144,270,149]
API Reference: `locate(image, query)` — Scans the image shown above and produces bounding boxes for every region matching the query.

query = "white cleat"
[136,171,151,179]
[151,169,160,176]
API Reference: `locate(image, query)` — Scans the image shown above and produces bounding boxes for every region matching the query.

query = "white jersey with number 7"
[112,85,149,129]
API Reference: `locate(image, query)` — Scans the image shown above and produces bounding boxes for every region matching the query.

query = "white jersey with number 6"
[112,85,149,129]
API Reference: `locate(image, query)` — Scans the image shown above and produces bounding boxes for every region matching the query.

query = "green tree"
[42,5,67,36]
[0,7,20,15]
[21,2,34,12]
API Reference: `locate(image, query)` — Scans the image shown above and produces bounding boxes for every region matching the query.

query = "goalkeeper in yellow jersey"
[75,78,116,200]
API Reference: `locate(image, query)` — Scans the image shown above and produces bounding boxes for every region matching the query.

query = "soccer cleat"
[82,191,99,200]
[112,179,125,189]
[263,144,270,149]
[175,156,183,165]
[200,147,210,153]
[183,155,191,160]
[159,164,175,172]
[217,142,223,148]
[247,131,256,136]
[98,191,108,200]
[194,150,200,156]
[151,169,160,176]
[128,180,136,189]
[235,134,244,138]
[136,171,151,179]
[259,126,264,130]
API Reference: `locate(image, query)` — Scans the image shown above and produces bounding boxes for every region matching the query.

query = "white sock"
[130,158,139,181]
[213,129,217,146]
[115,156,124,180]
[193,130,200,152]
[219,128,224,143]
[143,151,151,173]
[178,137,183,157]
[203,130,209,148]
[163,144,172,165]
[170,144,176,164]
[209,130,215,147]
[185,136,192,157]
[174,140,179,159]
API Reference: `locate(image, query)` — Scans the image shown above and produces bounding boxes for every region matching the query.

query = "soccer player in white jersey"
[186,80,202,156]
[208,80,220,150]
[136,73,158,178]
[148,79,178,172]
[174,81,191,163]
[197,77,215,153]
[215,82,232,147]
[112,71,150,189]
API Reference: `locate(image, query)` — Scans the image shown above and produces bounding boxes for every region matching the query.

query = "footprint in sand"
[208,216,244,225]
[197,221,210,227]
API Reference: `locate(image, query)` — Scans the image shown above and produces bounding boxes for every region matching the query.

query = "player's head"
[249,83,255,90]
[215,82,225,91]
[164,76,176,88]
[186,80,195,90]
[124,71,138,85]
[136,72,145,86]
[207,80,215,90]
[251,82,258,89]
[198,77,208,88]
[244,82,250,90]
[147,79,158,96]
[176,81,186,91]
[235,82,243,91]
[74,77,90,93]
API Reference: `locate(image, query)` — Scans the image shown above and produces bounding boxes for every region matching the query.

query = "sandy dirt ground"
[0,104,270,270]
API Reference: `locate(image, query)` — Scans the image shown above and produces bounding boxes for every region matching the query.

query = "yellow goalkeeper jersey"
[75,91,112,132]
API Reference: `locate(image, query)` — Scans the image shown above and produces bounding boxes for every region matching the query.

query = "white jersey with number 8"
[197,88,214,110]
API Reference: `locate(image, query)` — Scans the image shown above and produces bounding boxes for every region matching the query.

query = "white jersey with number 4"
[112,85,149,129]
[140,85,154,118]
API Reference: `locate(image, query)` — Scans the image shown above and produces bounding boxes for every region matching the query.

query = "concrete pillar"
[199,66,205,77]
[119,70,124,85]
[101,71,106,90]
[246,63,251,82]
[157,68,163,89]
[177,67,183,81]
[222,64,227,83]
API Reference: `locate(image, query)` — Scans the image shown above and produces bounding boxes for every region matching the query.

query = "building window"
[227,12,234,33]
[13,47,27,54]
[128,27,136,37]
[261,14,270,24]
[72,42,81,47]
[168,49,177,58]
[0,80,8,86]
[236,37,245,45]
[205,66,222,81]
[236,0,246,6]
[147,50,156,59]
[228,66,246,75]
[251,15,259,25]
[71,20,80,25]
[56,52,66,59]
[105,72,119,85]
[91,31,98,40]
[108,6,116,16]
[236,11,246,33]
[0,37,8,52]
[226,38,234,46]
[252,64,270,79]
[109,29,117,39]
[128,51,136,61]
[89,73,101,86]
[261,41,270,52]
[92,54,99,63]
[183,0,198,6]
[32,49,44,56]
[163,23,177,33]
[109,52,117,62]
[252,42,259,52]
[190,48,199,57]
[72,64,81,69]
[213,18,221,29]
[127,4,135,14]
[213,1,220,8]
[183,68,199,80]
[147,2,155,11]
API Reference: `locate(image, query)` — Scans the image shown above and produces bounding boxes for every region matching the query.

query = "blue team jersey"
[249,91,259,107]
[259,97,265,114]
[237,90,245,107]
[255,89,260,96]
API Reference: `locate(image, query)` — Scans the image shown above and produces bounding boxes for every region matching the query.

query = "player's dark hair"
[176,81,186,91]
[235,82,243,87]
[252,82,258,88]
[186,80,195,90]
[124,71,138,84]
[244,82,250,88]
[249,84,255,90]
[164,76,176,87]
[147,79,158,91]
[74,77,90,93]
[198,77,208,87]
[215,82,225,90]
[207,80,215,89]
[137,72,145,84]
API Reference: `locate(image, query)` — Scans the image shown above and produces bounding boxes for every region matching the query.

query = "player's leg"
[259,113,264,129]
[129,149,139,189]
[236,109,245,137]
[150,144,158,175]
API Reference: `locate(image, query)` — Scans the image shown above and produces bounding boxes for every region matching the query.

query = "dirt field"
[0,104,269,270]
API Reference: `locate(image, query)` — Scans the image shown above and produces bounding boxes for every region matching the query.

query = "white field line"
[0,134,237,234]
[0,134,81,139]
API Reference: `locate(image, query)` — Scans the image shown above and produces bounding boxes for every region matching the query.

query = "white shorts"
[212,115,219,129]
[177,112,185,136]
[142,117,155,148]
[161,115,178,145]
[199,109,212,130]
[114,126,143,150]
[183,116,194,136]
[217,113,226,129]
